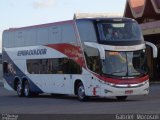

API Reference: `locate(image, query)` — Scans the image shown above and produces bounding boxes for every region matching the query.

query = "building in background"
[124,0,160,80]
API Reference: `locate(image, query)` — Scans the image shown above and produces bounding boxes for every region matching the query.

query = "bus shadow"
[85,98,142,102]
[33,94,142,102]
[33,94,78,100]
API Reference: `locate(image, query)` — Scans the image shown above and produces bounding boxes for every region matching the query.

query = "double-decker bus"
[2,17,149,101]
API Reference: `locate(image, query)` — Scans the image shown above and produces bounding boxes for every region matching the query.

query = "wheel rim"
[17,82,22,96]
[78,85,85,99]
[24,82,29,97]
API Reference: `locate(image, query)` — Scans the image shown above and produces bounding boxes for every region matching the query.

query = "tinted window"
[62,24,76,43]
[84,45,100,74]
[76,20,97,42]
[49,26,61,44]
[27,58,82,74]
[3,62,8,74]
[97,22,143,41]
[0,54,2,64]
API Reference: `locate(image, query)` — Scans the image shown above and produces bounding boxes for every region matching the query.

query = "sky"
[0,0,126,51]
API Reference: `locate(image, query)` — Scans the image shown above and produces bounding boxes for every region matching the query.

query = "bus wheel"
[24,80,32,97]
[116,96,128,101]
[77,82,87,101]
[16,80,24,97]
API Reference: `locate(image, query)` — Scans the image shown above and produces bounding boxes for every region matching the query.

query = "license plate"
[125,90,133,94]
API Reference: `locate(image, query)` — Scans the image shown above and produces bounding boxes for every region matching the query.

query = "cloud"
[33,0,55,9]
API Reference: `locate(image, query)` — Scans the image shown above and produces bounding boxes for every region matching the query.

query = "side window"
[2,32,8,48]
[49,26,61,44]
[25,29,37,46]
[69,59,82,74]
[37,28,49,45]
[27,59,39,74]
[62,24,76,43]
[27,58,82,74]
[0,55,2,64]
[8,32,15,48]
[76,21,97,42]
[60,58,82,74]
[3,62,8,74]
[84,45,101,74]
[15,31,24,47]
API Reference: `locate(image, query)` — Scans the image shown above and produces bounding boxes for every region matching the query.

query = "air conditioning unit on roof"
[73,13,122,19]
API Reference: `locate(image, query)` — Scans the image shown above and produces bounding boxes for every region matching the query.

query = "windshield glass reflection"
[97,22,143,41]
[102,50,148,77]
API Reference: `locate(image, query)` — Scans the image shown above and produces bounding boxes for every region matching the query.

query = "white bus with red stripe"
[2,18,149,101]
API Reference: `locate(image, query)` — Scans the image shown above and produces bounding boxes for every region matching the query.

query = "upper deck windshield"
[102,50,148,78]
[97,21,143,42]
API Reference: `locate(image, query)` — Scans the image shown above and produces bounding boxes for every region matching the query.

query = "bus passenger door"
[63,58,83,94]
[52,74,66,94]
[63,74,72,94]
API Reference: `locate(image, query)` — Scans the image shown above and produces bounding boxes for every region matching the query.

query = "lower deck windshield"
[102,50,148,78]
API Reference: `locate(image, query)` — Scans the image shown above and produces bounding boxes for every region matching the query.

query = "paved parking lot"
[0,83,160,114]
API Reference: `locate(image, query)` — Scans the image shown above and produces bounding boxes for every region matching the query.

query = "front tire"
[77,82,87,101]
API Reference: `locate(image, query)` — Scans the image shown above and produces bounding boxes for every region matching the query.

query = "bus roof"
[73,13,122,19]
[75,17,136,22]
[4,20,74,32]
[4,17,135,33]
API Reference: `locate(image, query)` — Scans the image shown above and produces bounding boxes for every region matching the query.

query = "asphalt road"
[0,84,160,114]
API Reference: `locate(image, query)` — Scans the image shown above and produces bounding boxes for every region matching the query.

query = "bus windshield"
[102,50,148,78]
[97,22,143,41]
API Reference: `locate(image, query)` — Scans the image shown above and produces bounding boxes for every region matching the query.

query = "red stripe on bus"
[46,44,86,68]
[93,87,97,96]
[94,74,149,84]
